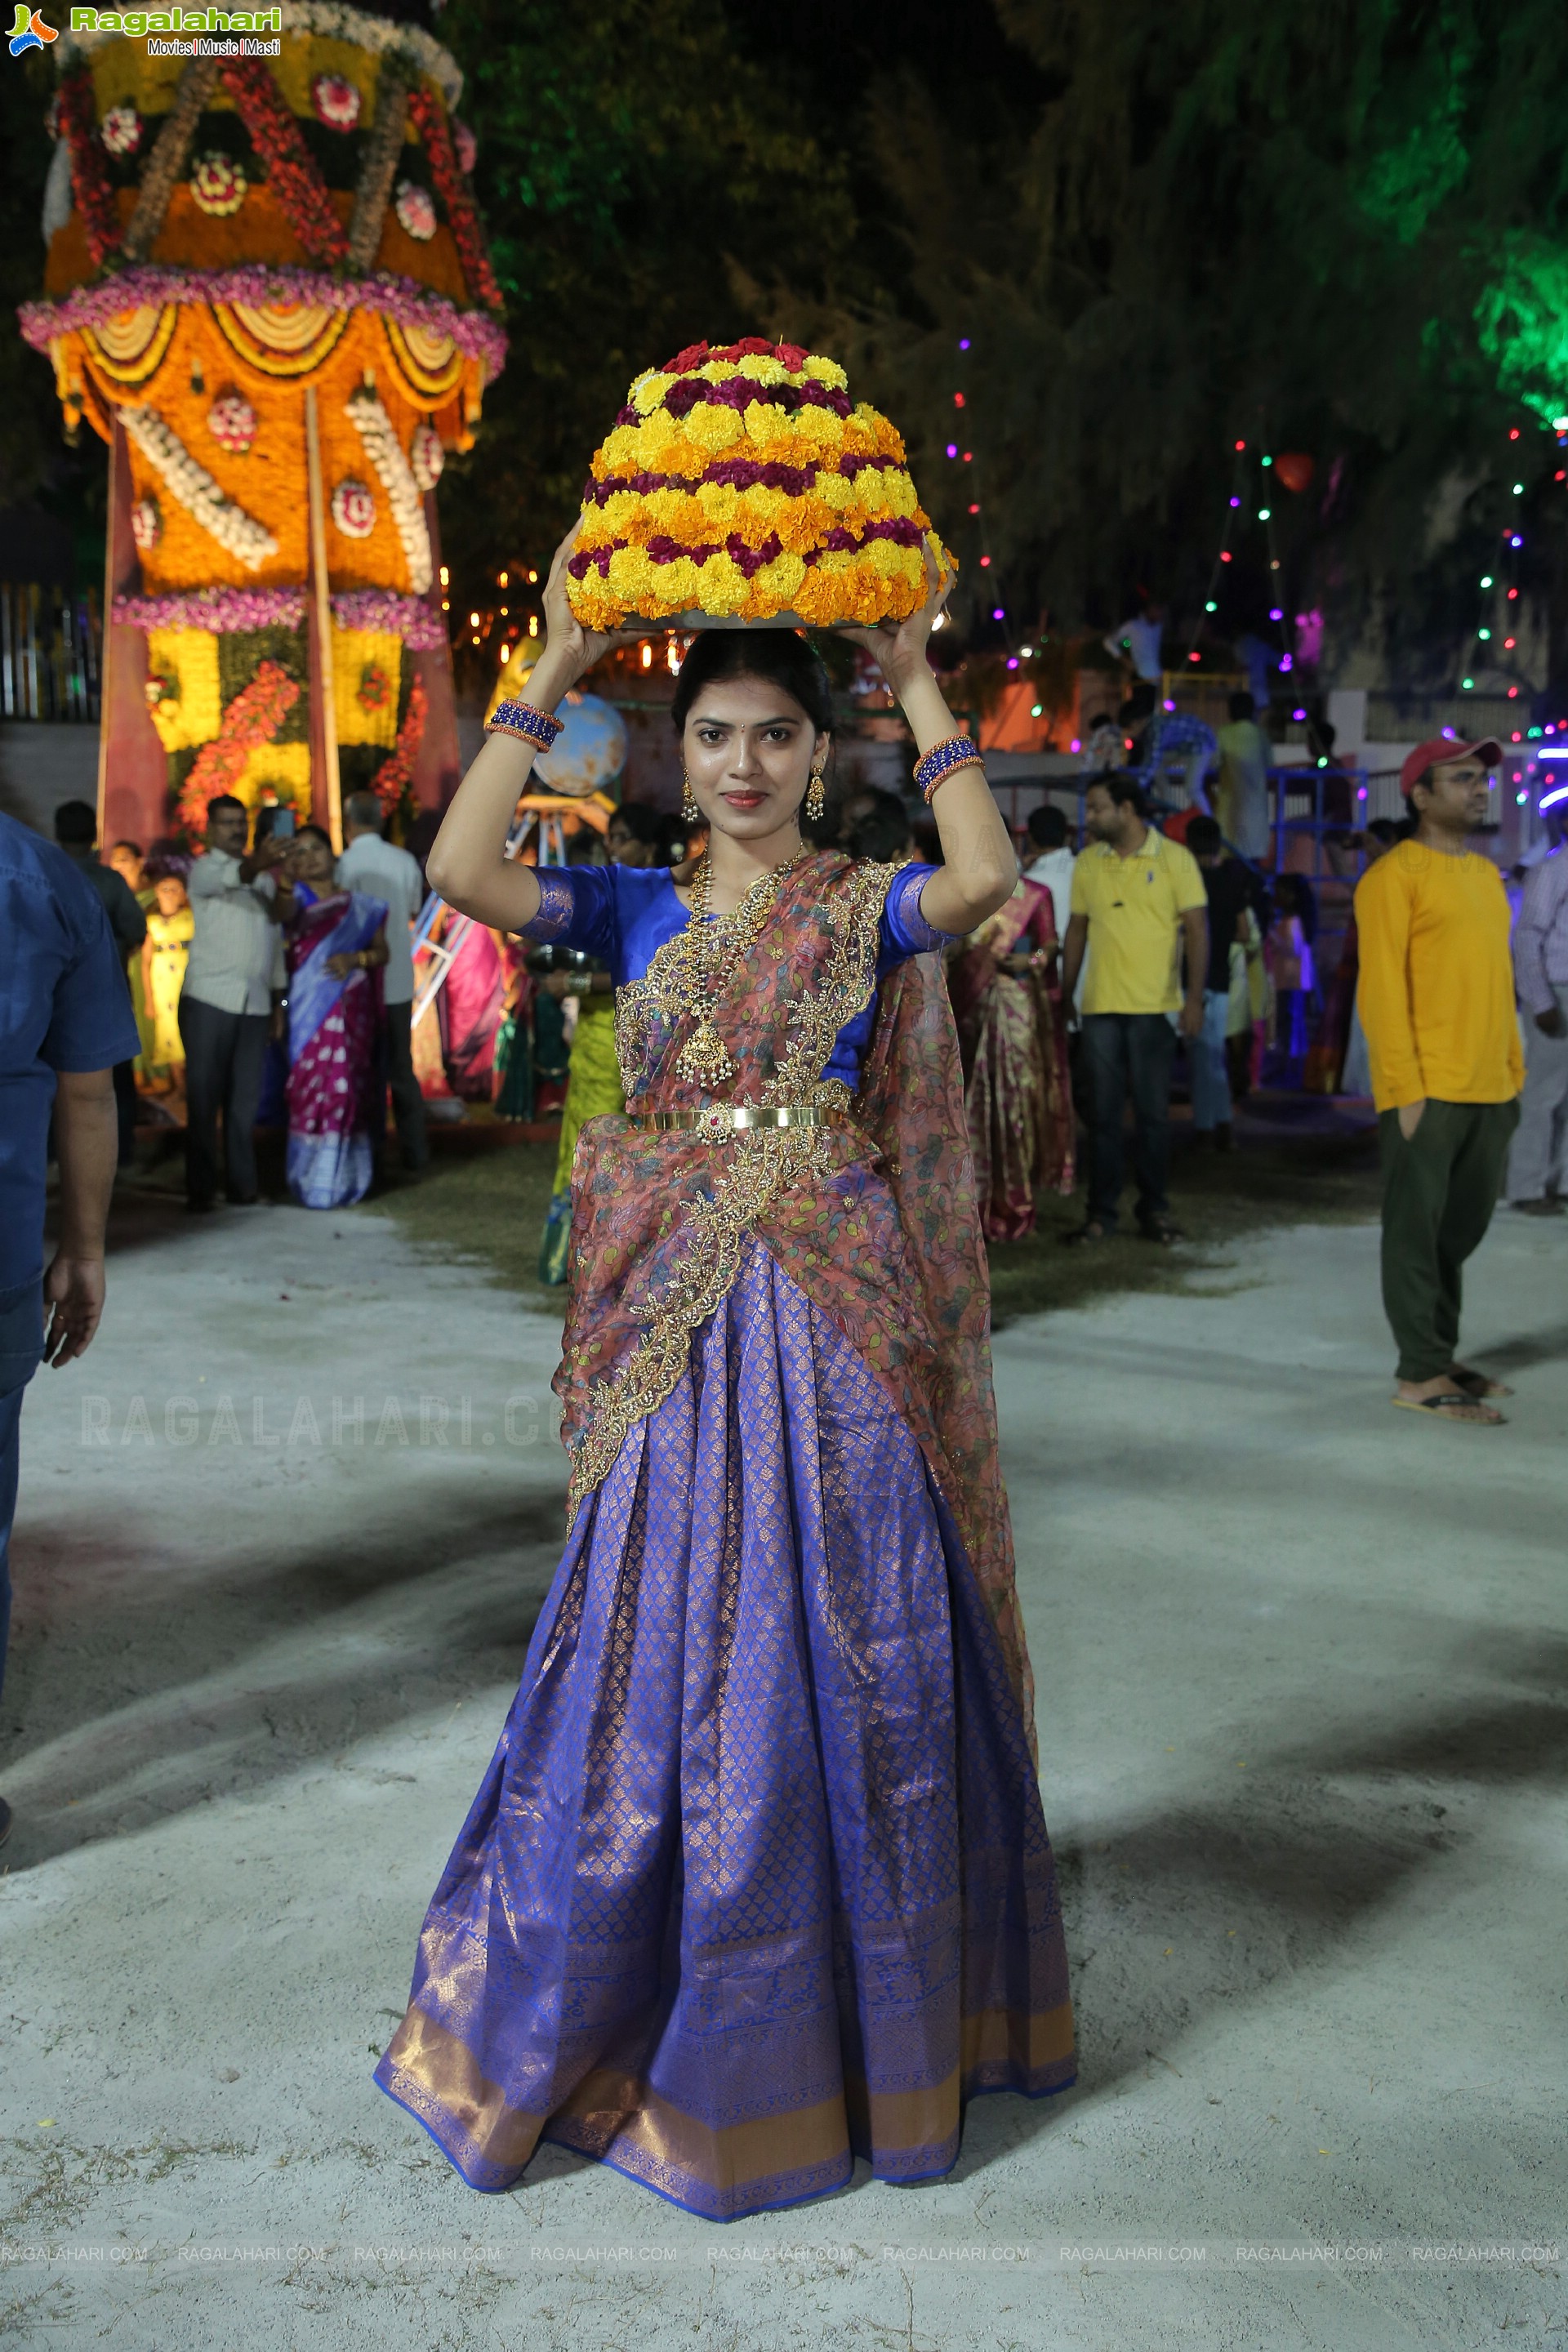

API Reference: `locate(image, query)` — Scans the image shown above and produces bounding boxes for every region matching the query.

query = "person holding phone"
[179,795,291,1210]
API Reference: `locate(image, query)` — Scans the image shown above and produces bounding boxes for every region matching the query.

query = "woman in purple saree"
[374,533,1075,2221]
[278,826,389,1209]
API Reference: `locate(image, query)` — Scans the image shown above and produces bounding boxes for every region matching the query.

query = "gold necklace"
[674,848,806,1086]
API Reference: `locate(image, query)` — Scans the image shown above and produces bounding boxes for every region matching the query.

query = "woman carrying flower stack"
[374,355,1074,2223]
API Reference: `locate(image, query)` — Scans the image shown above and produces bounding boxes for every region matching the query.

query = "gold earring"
[805,763,826,822]
[681,768,698,825]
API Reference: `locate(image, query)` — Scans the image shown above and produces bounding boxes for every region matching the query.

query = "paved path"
[2,1195,1564,2349]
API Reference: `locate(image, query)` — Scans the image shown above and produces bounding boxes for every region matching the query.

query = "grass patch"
[360,1140,562,1310]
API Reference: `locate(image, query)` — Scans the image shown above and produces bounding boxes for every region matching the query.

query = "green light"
[1480,574,1494,587]
[1513,482,1525,494]
[1462,678,1475,688]
[1478,628,1492,639]
[1529,725,1543,737]
[1205,599,1218,612]
[1030,704,1042,718]
[1316,756,1328,768]
[1262,454,1273,466]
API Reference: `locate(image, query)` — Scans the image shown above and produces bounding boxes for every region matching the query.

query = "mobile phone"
[271,808,296,838]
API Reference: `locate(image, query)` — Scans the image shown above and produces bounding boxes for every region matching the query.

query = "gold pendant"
[675,1018,735,1086]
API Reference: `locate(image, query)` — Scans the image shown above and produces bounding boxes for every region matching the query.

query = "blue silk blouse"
[521,861,952,1092]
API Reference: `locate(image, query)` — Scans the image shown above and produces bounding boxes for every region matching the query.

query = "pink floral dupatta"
[556,849,1037,1742]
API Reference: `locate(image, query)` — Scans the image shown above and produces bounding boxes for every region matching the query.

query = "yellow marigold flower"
[629,371,674,415]
[635,408,682,460]
[697,555,748,613]
[686,403,745,452]
[695,482,742,528]
[742,402,789,446]
[802,355,849,391]
[599,424,642,472]
[840,416,877,460]
[574,514,618,552]
[790,407,844,457]
[817,471,855,512]
[734,354,790,386]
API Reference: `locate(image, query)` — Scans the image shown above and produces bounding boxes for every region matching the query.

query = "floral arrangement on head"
[565,339,953,630]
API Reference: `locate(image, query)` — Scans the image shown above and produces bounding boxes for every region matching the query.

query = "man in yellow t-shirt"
[1355,737,1521,1425]
[1061,774,1209,1243]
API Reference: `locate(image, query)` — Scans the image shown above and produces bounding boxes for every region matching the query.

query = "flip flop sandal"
[1138,1218,1184,1245]
[1062,1222,1111,1247]
[1392,1392,1506,1424]
[1447,1366,1515,1400]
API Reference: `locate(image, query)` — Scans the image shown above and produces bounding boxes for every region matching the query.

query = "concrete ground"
[2,1191,1565,2350]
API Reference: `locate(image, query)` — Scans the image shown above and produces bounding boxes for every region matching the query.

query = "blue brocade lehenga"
[375,854,1075,2221]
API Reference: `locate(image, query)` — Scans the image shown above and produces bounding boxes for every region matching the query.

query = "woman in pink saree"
[949,880,1076,1240]
[374,527,1074,2221]
[278,826,388,1209]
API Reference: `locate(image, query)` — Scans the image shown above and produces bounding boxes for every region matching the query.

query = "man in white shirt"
[1022,802,1076,941]
[180,795,287,1211]
[1102,599,1166,684]
[336,790,429,1174]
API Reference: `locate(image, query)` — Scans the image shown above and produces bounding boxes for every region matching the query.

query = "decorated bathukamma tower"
[20,2,505,848]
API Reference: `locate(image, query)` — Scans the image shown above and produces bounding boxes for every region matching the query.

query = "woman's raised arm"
[425,524,631,932]
[839,558,1018,936]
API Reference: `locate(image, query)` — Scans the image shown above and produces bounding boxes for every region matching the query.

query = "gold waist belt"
[627,1103,846,1134]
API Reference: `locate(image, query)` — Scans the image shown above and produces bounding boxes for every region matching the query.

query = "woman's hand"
[527,519,641,712]
[837,545,953,699]
[325,951,357,978]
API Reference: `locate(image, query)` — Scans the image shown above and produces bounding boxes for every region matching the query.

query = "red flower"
[220,60,347,265]
[404,86,502,315]
[664,342,713,373]
[371,675,429,812]
[57,69,121,267]
[176,661,301,835]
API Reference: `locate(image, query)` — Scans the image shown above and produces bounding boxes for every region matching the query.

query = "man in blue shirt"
[0,808,140,1851]
[54,798,146,1165]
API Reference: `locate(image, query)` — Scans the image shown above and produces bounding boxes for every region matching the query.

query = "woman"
[949,877,1075,1240]
[277,825,389,1209]
[538,802,666,1284]
[375,530,1075,2221]
[139,869,194,1098]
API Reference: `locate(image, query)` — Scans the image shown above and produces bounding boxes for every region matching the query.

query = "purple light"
[1070,737,1081,752]
[1278,655,1293,672]
[1229,497,1241,509]
[1541,783,1568,808]
[1267,607,1284,621]
[946,443,958,458]
[1441,726,1457,739]
[1163,697,1176,712]
[992,606,1004,620]
[959,338,971,350]
[1511,533,1524,546]
[1006,657,1019,670]
[1356,786,1368,801]
[1292,706,1307,722]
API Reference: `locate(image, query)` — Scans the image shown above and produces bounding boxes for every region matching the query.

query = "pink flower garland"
[331,589,448,649]
[114,586,306,633]
[19,265,508,377]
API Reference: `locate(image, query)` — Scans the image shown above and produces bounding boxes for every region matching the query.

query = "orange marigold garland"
[220,60,349,266]
[57,69,122,268]
[404,84,501,314]
[176,657,301,835]
[371,672,427,815]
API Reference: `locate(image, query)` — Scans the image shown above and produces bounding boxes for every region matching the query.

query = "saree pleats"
[376,1241,1074,2220]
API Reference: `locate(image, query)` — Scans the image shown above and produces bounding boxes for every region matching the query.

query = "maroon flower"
[665,341,712,373]
[727,532,785,579]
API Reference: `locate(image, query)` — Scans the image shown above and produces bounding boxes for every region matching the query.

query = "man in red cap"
[1354,738,1521,1423]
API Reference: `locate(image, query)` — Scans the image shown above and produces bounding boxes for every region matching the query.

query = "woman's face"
[681,675,827,846]
[289,832,336,889]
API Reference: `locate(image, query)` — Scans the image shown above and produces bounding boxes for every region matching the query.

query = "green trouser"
[1379,1098,1519,1383]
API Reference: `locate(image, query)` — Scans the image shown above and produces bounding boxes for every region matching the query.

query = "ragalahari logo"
[8,4,58,51]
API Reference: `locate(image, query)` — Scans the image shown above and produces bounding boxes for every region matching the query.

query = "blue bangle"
[915,733,984,801]
[485,699,564,752]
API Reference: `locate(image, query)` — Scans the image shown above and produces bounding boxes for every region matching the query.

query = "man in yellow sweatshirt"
[1356,737,1522,1424]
